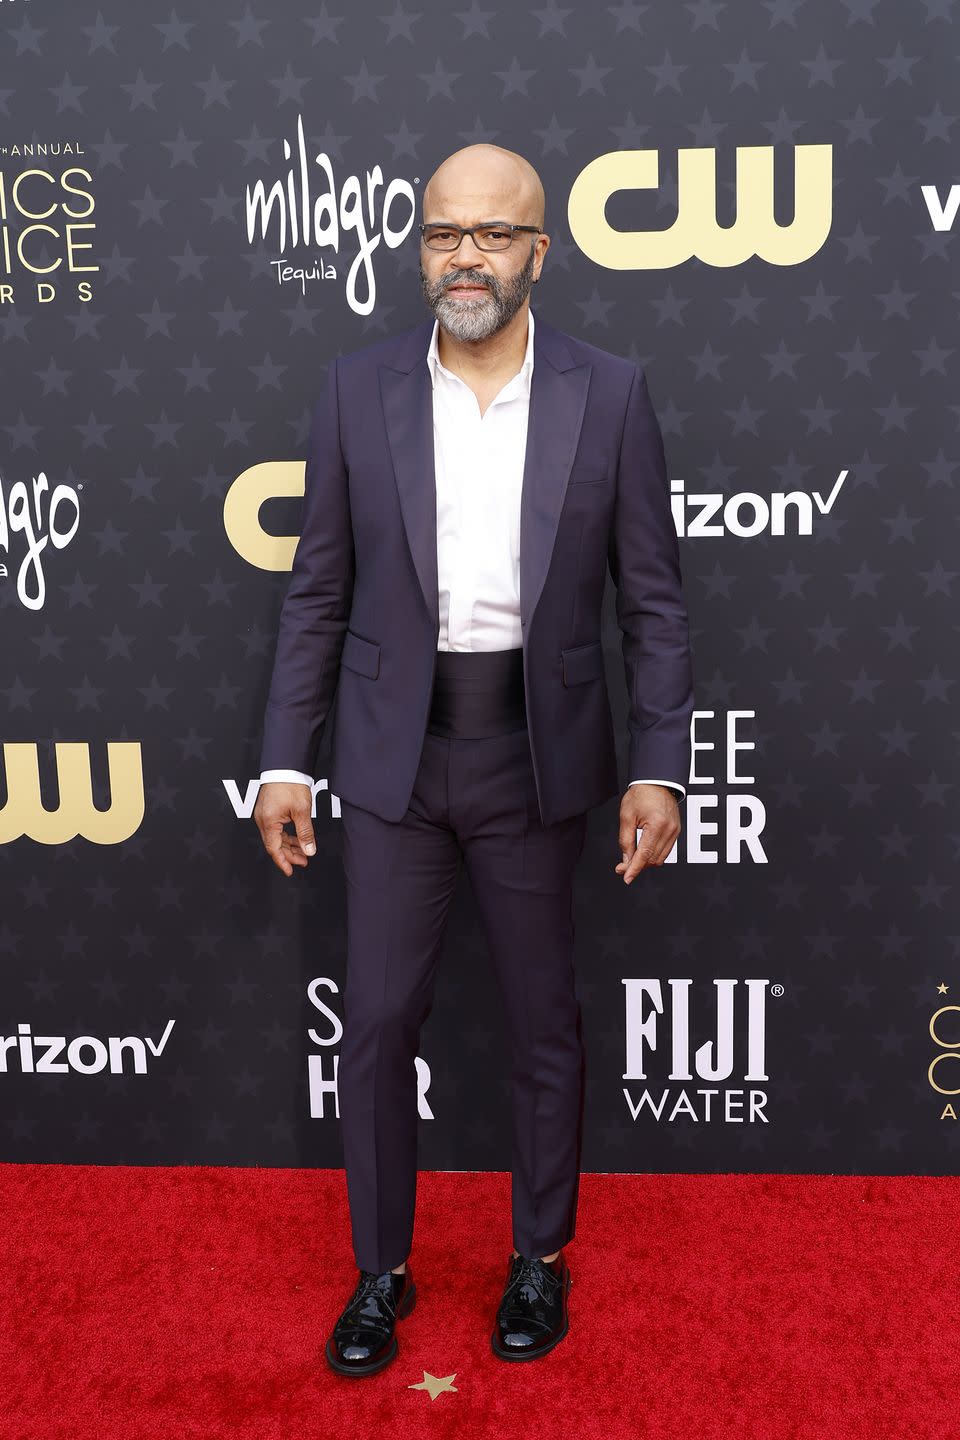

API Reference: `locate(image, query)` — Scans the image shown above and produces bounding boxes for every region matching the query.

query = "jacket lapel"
[379,307,592,635]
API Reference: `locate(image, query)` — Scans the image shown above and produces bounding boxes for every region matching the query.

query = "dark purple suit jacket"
[258,307,694,826]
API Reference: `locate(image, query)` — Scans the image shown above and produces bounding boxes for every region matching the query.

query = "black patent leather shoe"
[325,1265,417,1377]
[491,1250,571,1361]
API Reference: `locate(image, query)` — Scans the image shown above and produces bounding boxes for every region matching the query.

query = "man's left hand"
[615,784,681,884]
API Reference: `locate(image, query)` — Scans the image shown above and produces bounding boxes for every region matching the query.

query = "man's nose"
[449,231,487,266]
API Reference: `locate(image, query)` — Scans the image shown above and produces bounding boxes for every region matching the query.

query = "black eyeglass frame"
[419,221,543,251]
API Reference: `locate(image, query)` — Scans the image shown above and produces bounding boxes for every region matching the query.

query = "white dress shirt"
[261,308,685,803]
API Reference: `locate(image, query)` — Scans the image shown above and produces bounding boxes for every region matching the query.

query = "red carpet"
[0,1165,954,1439]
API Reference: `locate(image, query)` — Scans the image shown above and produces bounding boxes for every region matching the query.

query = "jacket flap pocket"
[561,640,603,686]
[341,627,381,679]
[568,464,608,486]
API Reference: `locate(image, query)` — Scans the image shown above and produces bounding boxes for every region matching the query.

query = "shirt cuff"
[259,769,315,787]
[628,779,686,800]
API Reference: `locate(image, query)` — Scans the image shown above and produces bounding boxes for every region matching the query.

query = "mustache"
[441,275,492,291]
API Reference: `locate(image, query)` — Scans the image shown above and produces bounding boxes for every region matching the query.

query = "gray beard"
[420,243,536,342]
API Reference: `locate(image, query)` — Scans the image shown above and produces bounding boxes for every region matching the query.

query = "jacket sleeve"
[608,364,694,791]
[257,357,355,777]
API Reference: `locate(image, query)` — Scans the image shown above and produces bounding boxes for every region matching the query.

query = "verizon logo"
[672,469,848,538]
[0,1020,176,1075]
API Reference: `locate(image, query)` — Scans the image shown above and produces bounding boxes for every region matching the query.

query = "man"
[253,143,694,1376]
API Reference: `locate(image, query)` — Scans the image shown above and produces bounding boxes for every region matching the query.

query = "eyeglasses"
[419,221,542,252]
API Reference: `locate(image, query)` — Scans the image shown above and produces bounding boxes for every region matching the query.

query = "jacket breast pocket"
[561,640,604,686]
[341,627,381,679]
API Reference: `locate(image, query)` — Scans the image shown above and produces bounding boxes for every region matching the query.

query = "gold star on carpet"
[408,1370,458,1399]
[937,982,948,994]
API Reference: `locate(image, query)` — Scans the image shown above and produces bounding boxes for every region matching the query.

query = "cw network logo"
[568,144,832,270]
[622,978,775,1124]
[0,1020,175,1075]
[0,742,144,844]
[672,470,848,539]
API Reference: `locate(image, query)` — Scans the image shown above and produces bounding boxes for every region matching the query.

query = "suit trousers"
[336,676,590,1274]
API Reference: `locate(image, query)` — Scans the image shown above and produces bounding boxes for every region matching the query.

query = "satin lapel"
[519,338,592,630]
[378,312,592,634]
[380,353,440,628]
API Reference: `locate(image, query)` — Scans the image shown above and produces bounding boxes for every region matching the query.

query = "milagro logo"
[672,469,848,539]
[0,1020,175,1075]
[622,978,776,1124]
[245,111,417,317]
[0,466,81,610]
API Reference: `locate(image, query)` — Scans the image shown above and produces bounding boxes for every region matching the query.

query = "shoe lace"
[502,1255,562,1313]
[340,1270,400,1332]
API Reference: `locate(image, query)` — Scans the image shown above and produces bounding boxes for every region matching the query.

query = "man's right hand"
[253,782,316,877]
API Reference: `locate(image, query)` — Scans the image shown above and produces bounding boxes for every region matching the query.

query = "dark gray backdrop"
[2,0,958,1174]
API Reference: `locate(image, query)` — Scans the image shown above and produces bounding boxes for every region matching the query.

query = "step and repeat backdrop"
[2,1,957,1175]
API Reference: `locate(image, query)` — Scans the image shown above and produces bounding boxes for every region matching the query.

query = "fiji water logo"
[622,977,776,1123]
[0,466,81,610]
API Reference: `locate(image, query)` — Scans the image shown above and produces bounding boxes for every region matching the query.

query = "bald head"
[422,144,545,229]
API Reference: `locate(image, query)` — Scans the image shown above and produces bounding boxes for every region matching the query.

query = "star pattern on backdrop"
[0,0,955,1175]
